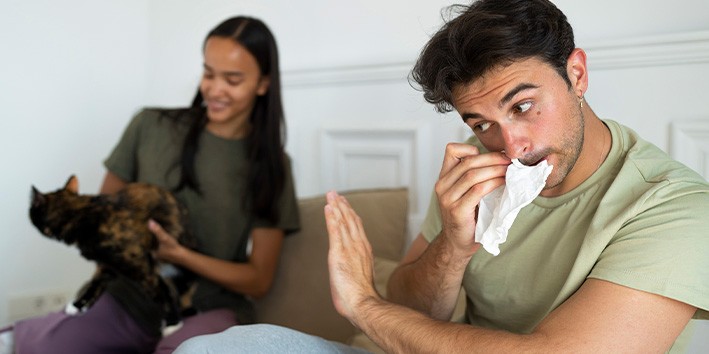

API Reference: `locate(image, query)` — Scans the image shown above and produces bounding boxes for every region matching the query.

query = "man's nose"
[500,125,529,160]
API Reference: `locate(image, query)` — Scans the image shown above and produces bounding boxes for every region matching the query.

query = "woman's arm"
[150,222,284,299]
[102,170,286,298]
[99,171,128,194]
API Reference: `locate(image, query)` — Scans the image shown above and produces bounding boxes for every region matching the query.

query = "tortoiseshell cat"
[29,175,196,327]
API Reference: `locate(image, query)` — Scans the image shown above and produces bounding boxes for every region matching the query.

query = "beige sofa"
[254,187,409,352]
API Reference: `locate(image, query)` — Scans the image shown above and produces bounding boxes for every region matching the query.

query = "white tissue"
[475,158,553,256]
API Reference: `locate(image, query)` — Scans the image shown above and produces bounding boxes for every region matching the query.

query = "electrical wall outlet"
[8,291,71,322]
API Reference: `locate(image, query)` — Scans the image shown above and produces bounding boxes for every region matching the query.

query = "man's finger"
[437,150,510,195]
[438,164,508,207]
[339,196,367,242]
[325,191,351,246]
[439,143,481,179]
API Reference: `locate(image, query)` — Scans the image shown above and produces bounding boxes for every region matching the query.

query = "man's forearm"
[353,295,532,354]
[386,232,473,320]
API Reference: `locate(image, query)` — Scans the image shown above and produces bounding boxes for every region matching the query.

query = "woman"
[8,16,300,354]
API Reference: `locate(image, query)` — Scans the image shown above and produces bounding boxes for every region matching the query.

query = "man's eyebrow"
[499,83,539,107]
[460,83,540,122]
[461,112,483,122]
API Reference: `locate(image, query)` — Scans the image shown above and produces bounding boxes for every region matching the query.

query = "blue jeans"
[174,324,372,354]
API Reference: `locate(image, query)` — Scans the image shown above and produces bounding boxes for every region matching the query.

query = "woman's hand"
[148,219,186,264]
[147,218,283,298]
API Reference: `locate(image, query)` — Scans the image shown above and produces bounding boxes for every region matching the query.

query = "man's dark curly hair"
[411,0,575,113]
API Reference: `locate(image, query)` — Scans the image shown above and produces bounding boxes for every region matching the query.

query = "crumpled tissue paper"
[475,158,553,256]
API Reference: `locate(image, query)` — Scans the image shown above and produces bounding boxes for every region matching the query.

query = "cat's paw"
[0,329,15,354]
[64,302,81,315]
[162,322,183,337]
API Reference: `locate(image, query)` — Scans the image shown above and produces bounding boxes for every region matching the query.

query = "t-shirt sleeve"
[589,187,709,319]
[253,154,301,235]
[420,190,443,243]
[104,110,148,182]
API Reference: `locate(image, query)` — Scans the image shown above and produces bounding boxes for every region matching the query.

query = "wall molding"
[320,122,430,213]
[583,31,709,70]
[283,31,709,87]
[283,62,412,87]
[670,119,709,179]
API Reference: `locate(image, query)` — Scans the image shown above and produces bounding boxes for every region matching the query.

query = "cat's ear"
[31,186,46,207]
[64,175,79,194]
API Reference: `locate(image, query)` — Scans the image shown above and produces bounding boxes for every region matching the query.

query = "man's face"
[452,57,584,192]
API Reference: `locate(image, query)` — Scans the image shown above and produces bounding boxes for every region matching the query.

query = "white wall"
[1,0,707,351]
[0,0,149,325]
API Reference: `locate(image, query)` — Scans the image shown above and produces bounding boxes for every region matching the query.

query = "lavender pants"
[8,293,237,354]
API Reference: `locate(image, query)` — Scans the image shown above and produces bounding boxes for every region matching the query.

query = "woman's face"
[200,36,270,139]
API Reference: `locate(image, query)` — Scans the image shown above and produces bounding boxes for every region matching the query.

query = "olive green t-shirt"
[421,120,708,350]
[104,109,300,323]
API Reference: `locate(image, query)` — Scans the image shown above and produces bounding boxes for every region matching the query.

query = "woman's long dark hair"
[172,16,287,224]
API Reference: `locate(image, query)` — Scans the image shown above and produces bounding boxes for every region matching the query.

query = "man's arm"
[360,277,694,354]
[325,191,696,353]
[386,143,507,320]
[386,233,465,321]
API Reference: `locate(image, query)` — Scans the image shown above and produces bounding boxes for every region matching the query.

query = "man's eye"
[515,101,532,113]
[474,122,492,132]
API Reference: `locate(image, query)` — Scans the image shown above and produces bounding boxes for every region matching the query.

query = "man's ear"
[566,48,588,97]
[257,75,271,96]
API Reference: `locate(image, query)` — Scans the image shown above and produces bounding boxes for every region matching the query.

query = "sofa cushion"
[254,187,408,343]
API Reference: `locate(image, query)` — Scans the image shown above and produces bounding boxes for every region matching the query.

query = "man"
[174,0,708,352]
[325,0,708,352]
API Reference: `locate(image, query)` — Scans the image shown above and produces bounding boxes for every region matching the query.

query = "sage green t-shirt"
[104,109,300,323]
[421,120,709,348]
